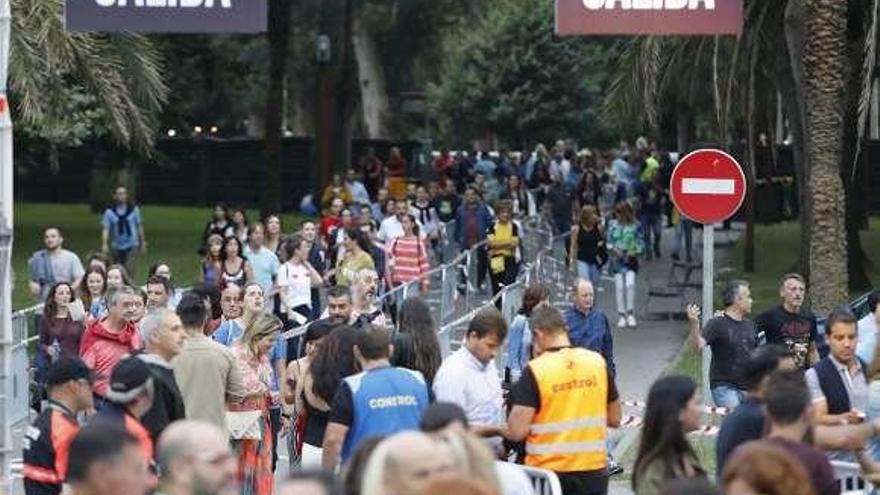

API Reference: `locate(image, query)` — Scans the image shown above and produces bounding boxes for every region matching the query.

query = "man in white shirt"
[433,307,509,447]
[377,199,424,243]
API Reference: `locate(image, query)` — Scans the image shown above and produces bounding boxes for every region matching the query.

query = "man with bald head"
[155,420,238,495]
[564,278,615,375]
[367,432,456,495]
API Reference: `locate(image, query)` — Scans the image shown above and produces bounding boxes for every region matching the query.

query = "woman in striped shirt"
[387,214,430,293]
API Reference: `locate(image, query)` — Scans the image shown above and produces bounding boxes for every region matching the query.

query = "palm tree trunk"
[783,0,811,278]
[353,15,393,139]
[263,0,293,214]
[801,0,849,314]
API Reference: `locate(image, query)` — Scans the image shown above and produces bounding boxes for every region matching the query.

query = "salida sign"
[556,0,742,36]
[65,0,267,33]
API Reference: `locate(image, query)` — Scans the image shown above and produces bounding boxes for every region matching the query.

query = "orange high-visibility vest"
[525,347,608,472]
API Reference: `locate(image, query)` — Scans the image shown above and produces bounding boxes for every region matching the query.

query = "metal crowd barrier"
[8,305,38,426]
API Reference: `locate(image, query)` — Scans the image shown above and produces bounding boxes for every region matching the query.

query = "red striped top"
[387,236,430,286]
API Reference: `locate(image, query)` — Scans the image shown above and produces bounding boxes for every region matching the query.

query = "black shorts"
[557,469,609,495]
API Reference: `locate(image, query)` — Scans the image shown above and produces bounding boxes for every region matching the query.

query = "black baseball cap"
[106,356,152,404]
[45,357,97,387]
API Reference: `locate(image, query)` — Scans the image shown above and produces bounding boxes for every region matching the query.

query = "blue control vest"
[341,366,429,461]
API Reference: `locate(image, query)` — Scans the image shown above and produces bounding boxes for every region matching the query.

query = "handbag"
[226,410,263,440]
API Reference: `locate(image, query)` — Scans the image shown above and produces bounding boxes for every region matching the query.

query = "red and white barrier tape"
[617,414,719,437]
[621,399,730,417]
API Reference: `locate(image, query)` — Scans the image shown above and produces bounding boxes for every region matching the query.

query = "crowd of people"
[19,138,880,495]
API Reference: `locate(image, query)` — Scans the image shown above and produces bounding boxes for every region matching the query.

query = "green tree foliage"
[427,0,619,148]
[11,0,167,153]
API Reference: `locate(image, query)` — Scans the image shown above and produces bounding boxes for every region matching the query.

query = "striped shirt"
[387,236,430,286]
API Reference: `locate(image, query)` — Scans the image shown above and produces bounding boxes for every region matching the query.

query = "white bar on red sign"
[682,178,735,195]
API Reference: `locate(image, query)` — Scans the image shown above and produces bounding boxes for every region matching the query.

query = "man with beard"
[154,421,239,495]
[352,269,387,329]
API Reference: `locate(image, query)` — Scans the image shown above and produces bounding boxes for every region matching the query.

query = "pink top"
[228,343,272,412]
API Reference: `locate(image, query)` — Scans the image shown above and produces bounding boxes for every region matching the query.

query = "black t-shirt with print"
[756,306,818,370]
[702,315,759,389]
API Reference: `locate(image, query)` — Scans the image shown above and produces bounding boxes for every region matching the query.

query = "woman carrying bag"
[228,313,282,495]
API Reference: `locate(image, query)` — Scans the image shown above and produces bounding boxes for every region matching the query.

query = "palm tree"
[801,0,848,314]
[10,0,167,154]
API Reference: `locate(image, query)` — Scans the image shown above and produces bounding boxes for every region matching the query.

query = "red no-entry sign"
[670,149,746,225]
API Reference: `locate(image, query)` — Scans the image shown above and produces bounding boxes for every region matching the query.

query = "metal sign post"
[0,0,11,487]
[670,149,746,406]
[701,225,714,404]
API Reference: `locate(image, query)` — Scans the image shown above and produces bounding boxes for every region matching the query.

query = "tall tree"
[263,0,293,213]
[799,0,849,313]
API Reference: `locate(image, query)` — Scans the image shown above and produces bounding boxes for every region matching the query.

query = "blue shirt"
[332,366,429,462]
[101,205,142,250]
[212,320,286,392]
[243,245,280,296]
[564,306,615,375]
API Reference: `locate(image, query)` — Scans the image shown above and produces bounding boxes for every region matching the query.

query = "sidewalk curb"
[611,337,691,462]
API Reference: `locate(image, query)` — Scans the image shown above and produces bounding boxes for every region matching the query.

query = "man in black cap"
[96,356,156,470]
[23,357,95,495]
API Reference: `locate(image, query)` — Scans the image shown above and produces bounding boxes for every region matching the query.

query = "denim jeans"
[640,214,662,259]
[577,260,601,287]
[711,385,745,409]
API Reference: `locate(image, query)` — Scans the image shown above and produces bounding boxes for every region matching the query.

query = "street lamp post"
[0,0,14,489]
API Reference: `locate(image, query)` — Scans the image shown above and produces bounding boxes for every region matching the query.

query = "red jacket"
[79,318,141,397]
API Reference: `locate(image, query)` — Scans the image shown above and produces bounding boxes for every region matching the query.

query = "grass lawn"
[11,203,309,310]
[724,219,880,315]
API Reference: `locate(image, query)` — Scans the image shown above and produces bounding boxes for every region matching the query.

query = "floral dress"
[607,220,645,274]
[229,344,274,495]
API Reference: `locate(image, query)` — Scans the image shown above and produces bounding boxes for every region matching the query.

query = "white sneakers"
[618,314,638,328]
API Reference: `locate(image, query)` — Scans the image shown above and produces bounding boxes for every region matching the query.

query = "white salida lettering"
[580,0,714,9]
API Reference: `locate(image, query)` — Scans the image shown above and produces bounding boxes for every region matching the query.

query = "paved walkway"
[606,223,740,495]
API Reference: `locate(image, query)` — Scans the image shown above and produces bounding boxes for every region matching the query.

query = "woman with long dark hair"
[264,215,284,256]
[232,207,249,244]
[391,297,442,385]
[386,214,430,293]
[202,202,235,245]
[81,266,107,321]
[505,284,550,381]
[335,227,375,287]
[220,236,254,287]
[301,325,360,468]
[39,282,85,364]
[633,376,706,495]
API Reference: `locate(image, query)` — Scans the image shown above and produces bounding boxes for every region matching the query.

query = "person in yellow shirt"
[507,306,622,495]
[486,201,520,303]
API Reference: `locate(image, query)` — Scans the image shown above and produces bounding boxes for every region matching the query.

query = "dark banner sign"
[555,0,742,36]
[65,0,267,33]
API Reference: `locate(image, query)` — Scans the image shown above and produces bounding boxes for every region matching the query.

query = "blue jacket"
[341,366,429,461]
[505,314,532,380]
[454,203,493,248]
[564,307,615,375]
